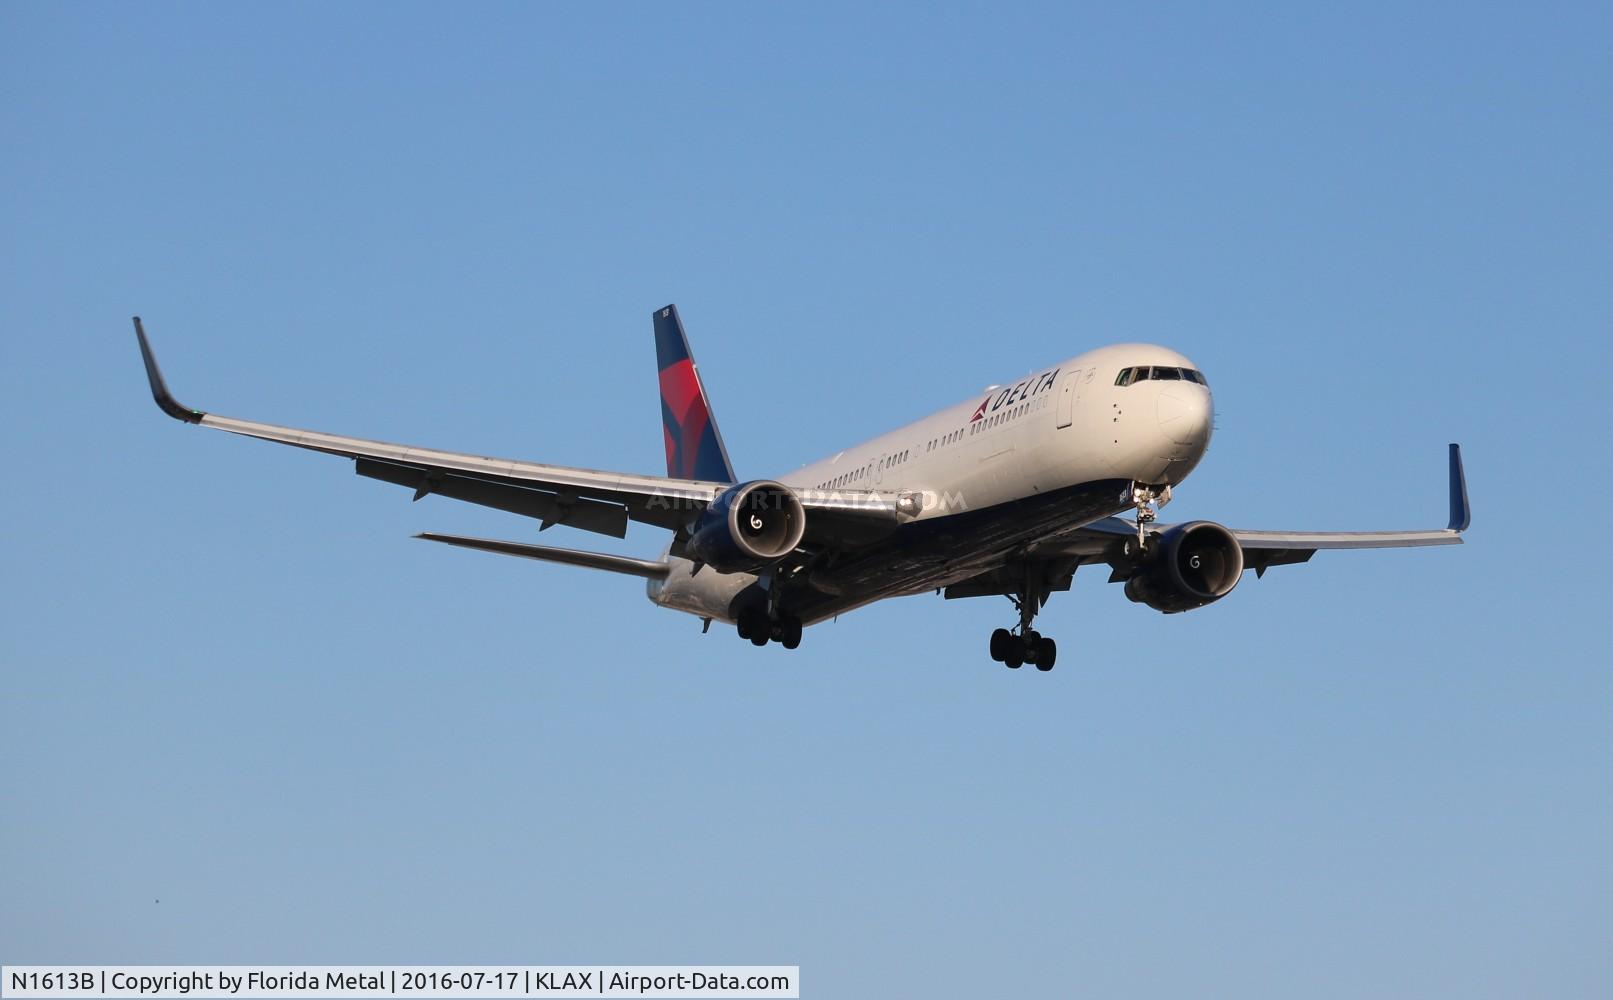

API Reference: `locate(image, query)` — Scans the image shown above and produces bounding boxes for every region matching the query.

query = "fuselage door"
[1056,369,1080,428]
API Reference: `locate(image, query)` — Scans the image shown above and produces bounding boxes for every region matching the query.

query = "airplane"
[133,305,1469,670]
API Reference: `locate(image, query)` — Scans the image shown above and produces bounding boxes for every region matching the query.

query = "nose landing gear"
[1128,482,1172,551]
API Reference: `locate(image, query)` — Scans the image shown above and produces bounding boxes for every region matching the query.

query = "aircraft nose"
[1157,386,1212,452]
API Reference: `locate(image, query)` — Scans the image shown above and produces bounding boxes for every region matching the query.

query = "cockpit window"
[1117,365,1208,386]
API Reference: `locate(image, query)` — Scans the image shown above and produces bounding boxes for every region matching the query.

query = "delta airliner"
[135,306,1468,670]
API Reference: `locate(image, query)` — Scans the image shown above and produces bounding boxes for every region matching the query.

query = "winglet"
[1448,443,1470,532]
[133,317,204,423]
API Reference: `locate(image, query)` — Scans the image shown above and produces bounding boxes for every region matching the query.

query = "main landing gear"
[990,626,1056,670]
[988,569,1057,671]
[736,608,803,650]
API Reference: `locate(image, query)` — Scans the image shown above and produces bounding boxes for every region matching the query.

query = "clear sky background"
[2,4,1609,997]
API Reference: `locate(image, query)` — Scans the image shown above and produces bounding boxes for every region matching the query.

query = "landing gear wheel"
[780,618,803,650]
[750,632,769,647]
[1003,645,1024,669]
[737,609,768,642]
[1035,637,1057,671]
[989,628,1013,662]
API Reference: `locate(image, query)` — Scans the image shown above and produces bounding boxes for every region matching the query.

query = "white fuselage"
[649,343,1214,623]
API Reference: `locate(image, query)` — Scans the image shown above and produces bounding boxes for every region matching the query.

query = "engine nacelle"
[1123,520,1245,613]
[686,480,807,574]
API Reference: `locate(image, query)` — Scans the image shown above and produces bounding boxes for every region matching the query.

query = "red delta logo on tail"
[659,357,711,479]
[654,305,737,484]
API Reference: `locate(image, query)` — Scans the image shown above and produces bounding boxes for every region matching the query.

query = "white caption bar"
[1,967,799,999]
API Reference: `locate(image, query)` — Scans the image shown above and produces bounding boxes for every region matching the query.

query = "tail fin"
[654,304,736,483]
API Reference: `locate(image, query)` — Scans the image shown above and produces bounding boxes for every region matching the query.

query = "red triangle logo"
[970,396,990,422]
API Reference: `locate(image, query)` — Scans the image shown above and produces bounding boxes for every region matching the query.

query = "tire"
[782,618,802,650]
[1035,637,1057,671]
[1003,646,1023,669]
[989,628,1012,662]
[750,632,769,647]
[738,609,767,641]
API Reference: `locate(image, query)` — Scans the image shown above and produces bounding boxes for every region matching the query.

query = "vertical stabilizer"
[654,304,736,483]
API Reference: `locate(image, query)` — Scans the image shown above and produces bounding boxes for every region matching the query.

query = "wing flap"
[356,459,630,537]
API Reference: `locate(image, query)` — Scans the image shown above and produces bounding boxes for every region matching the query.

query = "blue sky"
[2,4,1609,997]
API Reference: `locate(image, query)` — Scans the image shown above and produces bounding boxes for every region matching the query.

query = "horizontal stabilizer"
[415,532,669,579]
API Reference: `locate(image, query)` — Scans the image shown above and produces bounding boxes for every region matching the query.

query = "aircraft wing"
[134,318,900,541]
[1046,444,1470,576]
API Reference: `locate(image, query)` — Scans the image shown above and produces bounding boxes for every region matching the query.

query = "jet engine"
[686,480,807,573]
[1123,520,1245,613]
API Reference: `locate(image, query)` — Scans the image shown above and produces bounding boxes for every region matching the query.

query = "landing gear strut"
[1129,482,1172,551]
[987,564,1058,671]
